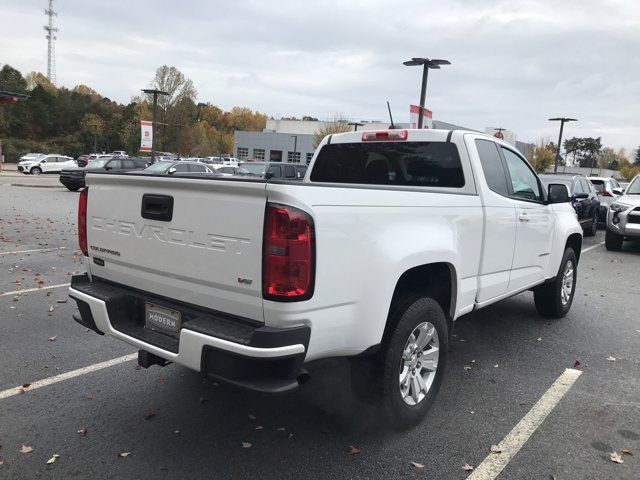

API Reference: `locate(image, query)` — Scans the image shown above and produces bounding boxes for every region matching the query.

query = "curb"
[9,184,64,189]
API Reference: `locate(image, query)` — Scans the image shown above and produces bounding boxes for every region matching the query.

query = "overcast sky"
[2,0,639,150]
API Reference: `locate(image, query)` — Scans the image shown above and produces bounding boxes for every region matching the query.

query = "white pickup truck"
[69,129,582,427]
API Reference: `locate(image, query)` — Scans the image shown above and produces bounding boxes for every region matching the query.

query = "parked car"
[59,157,148,191]
[588,176,625,221]
[205,156,239,166]
[140,161,217,175]
[210,165,242,176]
[19,153,44,162]
[77,154,111,167]
[619,182,630,192]
[540,174,600,236]
[605,174,640,250]
[238,161,307,180]
[108,151,128,157]
[18,154,76,175]
[70,129,582,428]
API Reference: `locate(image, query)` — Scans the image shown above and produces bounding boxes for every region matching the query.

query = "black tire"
[605,228,623,251]
[66,186,80,191]
[352,296,448,429]
[534,248,577,318]
[30,167,42,175]
[584,211,598,237]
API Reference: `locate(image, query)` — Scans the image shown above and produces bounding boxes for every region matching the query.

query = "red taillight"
[263,203,314,301]
[361,130,408,142]
[78,188,88,256]
[600,191,613,197]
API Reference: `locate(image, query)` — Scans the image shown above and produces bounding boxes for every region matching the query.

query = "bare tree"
[312,116,352,148]
[148,66,197,113]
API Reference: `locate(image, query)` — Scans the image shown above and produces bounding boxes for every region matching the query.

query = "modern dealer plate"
[145,302,182,338]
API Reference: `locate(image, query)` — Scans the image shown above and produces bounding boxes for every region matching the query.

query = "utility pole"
[403,57,450,129]
[43,0,58,85]
[548,117,577,173]
[141,89,168,164]
[175,123,183,159]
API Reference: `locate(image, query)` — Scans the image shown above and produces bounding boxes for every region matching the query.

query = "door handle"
[519,213,530,222]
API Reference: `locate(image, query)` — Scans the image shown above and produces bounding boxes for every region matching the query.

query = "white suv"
[18,154,76,175]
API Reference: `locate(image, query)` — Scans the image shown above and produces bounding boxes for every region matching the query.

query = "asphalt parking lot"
[1,175,639,480]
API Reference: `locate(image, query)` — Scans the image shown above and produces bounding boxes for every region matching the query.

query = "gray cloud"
[2,0,639,150]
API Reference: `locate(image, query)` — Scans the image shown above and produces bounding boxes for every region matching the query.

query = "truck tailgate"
[85,173,266,322]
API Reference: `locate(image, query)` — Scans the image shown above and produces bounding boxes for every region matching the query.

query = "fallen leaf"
[46,453,59,464]
[276,427,286,432]
[463,366,472,371]
[607,356,616,362]
[144,410,157,420]
[174,430,180,435]
[537,337,542,342]
[248,414,256,420]
[494,364,499,368]
[462,463,474,471]
[0,460,4,466]
[56,299,67,304]
[411,461,425,468]
[22,383,31,389]
[48,305,54,313]
[48,336,56,342]
[621,448,633,455]
[86,393,93,400]
[118,452,131,458]
[573,360,581,368]
[610,451,624,464]
[255,426,263,431]
[518,401,528,406]
[346,445,361,455]
[19,445,33,454]
[491,444,502,454]
[77,428,87,436]
[241,442,252,449]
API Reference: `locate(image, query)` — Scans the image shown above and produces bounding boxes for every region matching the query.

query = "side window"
[122,159,135,168]
[190,164,207,172]
[475,139,510,196]
[268,166,282,179]
[579,179,591,194]
[107,159,122,169]
[501,148,542,202]
[284,165,295,179]
[573,180,584,194]
[173,163,189,173]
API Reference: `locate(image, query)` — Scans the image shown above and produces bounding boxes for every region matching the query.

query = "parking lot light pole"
[403,58,450,129]
[548,117,577,173]
[348,121,364,131]
[290,135,298,163]
[142,88,169,164]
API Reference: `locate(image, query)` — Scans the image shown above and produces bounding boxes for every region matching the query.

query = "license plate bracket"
[145,302,182,338]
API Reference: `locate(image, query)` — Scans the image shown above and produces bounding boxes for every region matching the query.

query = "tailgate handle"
[141,194,174,221]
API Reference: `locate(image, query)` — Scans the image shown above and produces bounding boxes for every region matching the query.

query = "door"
[472,139,518,303]
[40,157,54,173]
[500,147,554,291]
[59,158,76,170]
[571,179,587,224]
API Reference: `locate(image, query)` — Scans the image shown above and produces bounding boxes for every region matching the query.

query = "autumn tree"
[312,118,352,148]
[81,113,104,152]
[25,71,57,94]
[527,145,556,173]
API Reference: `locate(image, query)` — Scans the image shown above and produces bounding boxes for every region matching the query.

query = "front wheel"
[353,296,448,429]
[605,228,623,251]
[534,248,577,318]
[30,167,42,175]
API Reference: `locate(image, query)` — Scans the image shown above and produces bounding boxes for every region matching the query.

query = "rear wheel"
[605,228,623,251]
[534,248,577,318]
[30,167,42,175]
[352,296,448,429]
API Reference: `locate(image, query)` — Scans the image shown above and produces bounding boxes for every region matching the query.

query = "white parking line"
[468,368,582,480]
[0,246,68,255]
[0,353,137,401]
[581,241,605,254]
[0,283,71,297]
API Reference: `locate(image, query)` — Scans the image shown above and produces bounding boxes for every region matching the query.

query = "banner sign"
[485,127,516,146]
[140,120,153,152]
[409,105,433,129]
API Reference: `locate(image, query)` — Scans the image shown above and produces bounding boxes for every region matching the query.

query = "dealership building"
[234,118,533,164]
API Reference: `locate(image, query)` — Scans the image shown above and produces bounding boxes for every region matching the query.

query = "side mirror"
[574,193,589,199]
[40,159,47,163]
[168,167,177,174]
[612,188,624,195]
[548,184,570,204]
[265,172,274,179]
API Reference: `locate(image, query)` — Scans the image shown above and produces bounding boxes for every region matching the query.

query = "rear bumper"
[69,274,310,393]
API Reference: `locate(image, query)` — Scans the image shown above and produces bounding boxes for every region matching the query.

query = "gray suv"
[605,175,640,250]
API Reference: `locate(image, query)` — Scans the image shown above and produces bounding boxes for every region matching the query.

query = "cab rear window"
[309,141,465,188]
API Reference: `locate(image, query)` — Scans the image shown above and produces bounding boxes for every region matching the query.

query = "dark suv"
[540,173,600,236]
[59,157,148,191]
[237,162,307,180]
